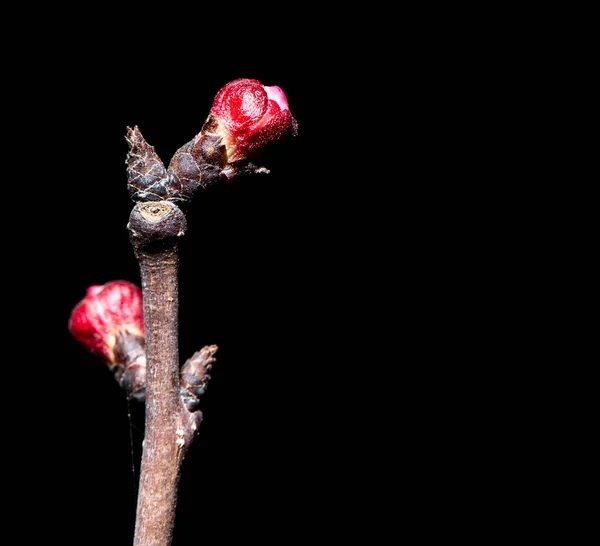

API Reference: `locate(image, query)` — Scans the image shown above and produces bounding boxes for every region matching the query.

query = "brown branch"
[128,201,196,546]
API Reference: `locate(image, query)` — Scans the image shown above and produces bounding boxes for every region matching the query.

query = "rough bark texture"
[128,201,189,546]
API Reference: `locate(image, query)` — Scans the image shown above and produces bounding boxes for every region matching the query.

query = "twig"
[128,201,196,546]
[68,78,296,546]
[120,78,296,545]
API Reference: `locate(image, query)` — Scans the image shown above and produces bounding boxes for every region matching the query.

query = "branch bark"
[128,201,192,546]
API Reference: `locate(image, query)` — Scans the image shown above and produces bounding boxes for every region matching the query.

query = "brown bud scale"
[126,119,233,206]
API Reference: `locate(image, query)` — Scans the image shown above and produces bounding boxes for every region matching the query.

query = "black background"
[5,13,489,545]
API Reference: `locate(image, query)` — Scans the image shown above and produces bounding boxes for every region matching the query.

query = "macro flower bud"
[180,345,218,412]
[68,280,146,400]
[126,78,297,205]
[208,78,298,163]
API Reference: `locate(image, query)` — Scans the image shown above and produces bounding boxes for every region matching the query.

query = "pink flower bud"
[208,78,298,163]
[68,280,144,368]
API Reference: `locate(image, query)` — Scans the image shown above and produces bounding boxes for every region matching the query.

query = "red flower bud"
[207,78,298,163]
[68,280,144,368]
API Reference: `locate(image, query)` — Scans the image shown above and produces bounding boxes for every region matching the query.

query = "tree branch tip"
[128,200,187,251]
[202,344,219,355]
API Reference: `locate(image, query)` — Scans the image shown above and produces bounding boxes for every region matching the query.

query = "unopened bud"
[180,345,218,412]
[126,78,297,205]
[68,280,146,400]
[208,78,298,164]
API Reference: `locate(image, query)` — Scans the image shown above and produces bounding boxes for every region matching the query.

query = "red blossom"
[68,280,144,367]
[208,78,297,162]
